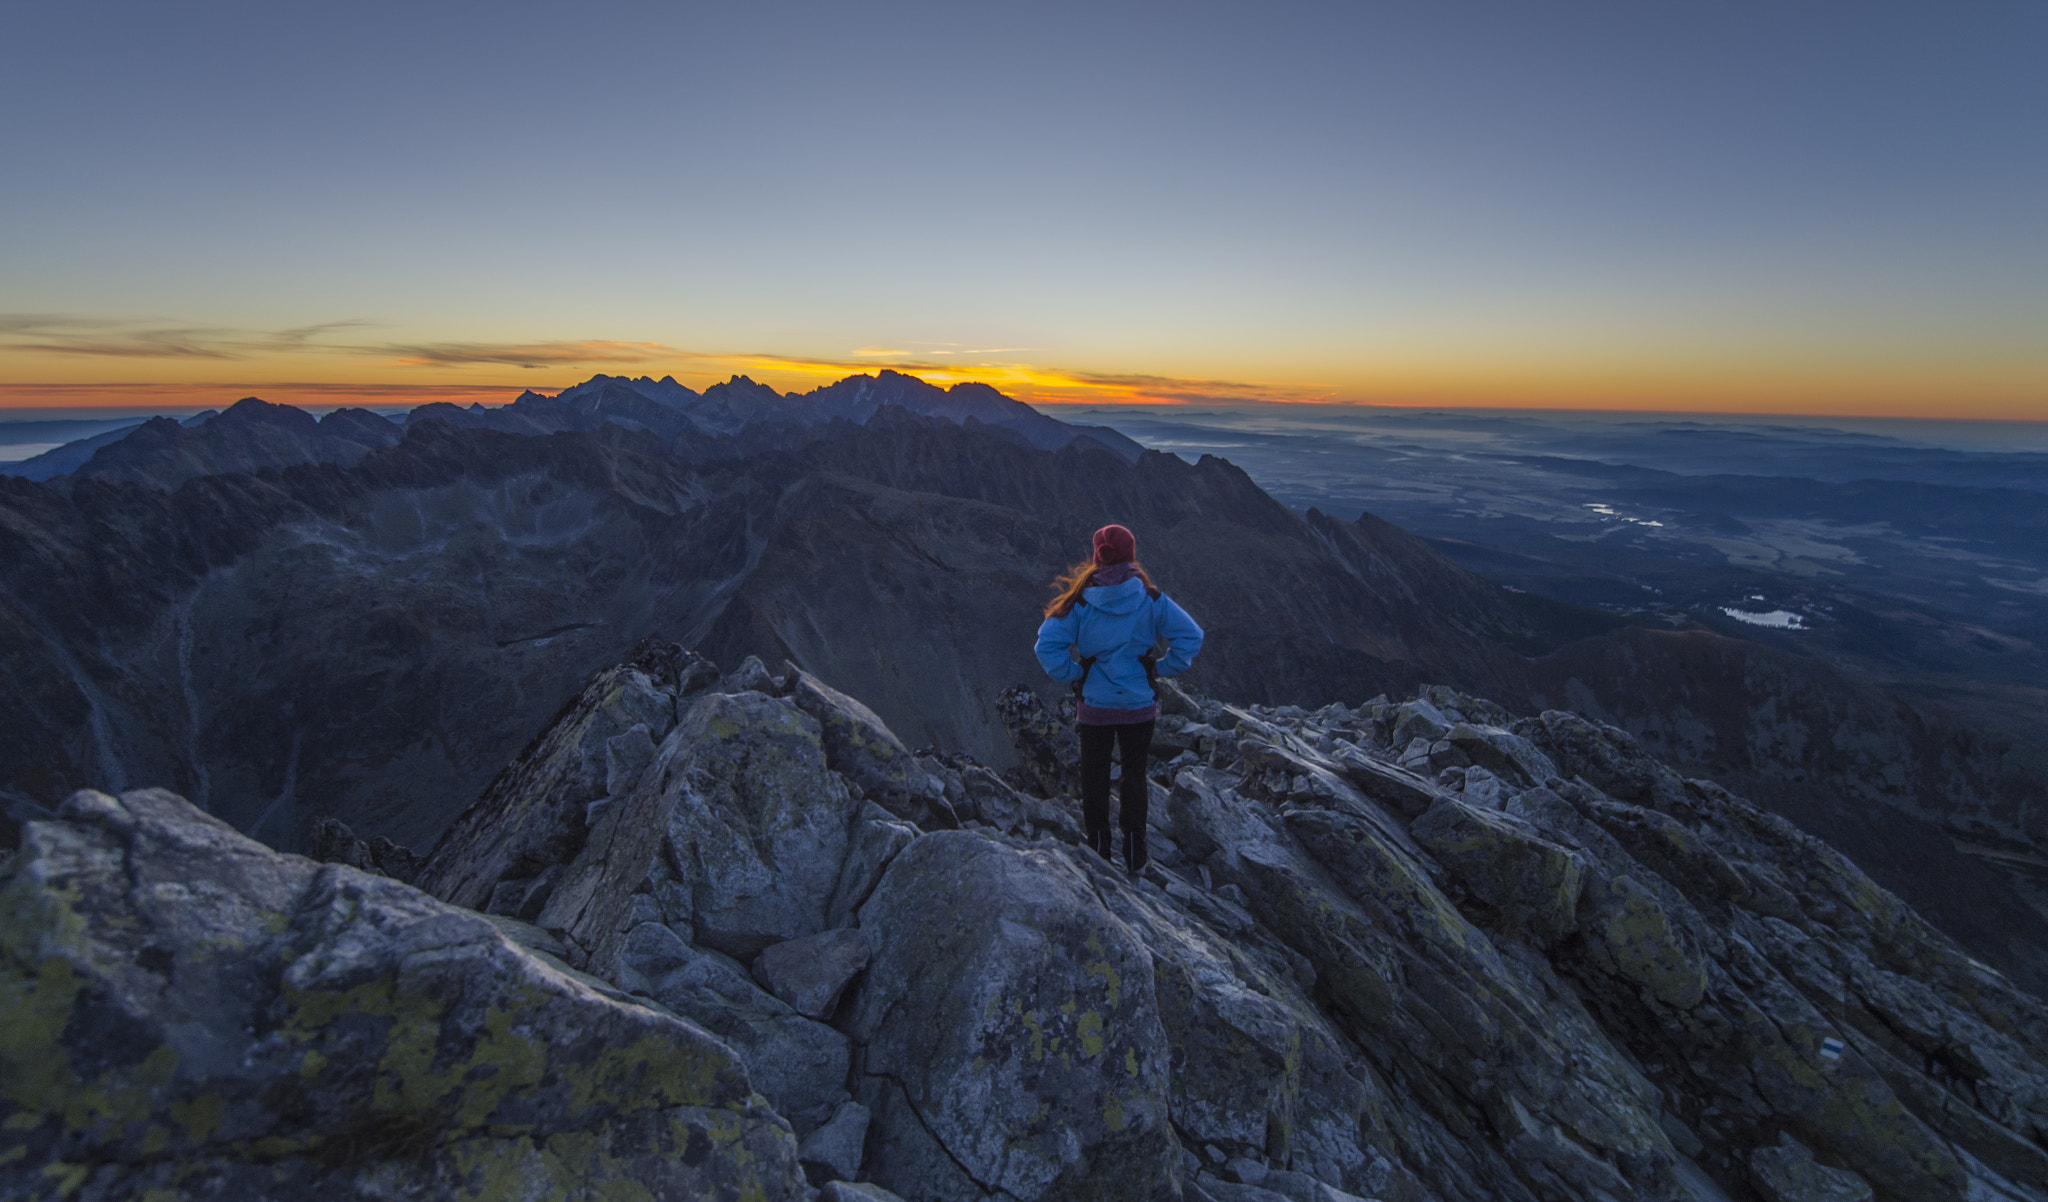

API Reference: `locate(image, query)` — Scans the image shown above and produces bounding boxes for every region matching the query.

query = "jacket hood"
[1082,575,1148,616]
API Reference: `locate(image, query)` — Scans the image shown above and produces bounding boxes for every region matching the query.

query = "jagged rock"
[827,801,921,929]
[483,862,561,921]
[34,647,2048,1202]
[625,636,721,696]
[799,1099,872,1184]
[1191,1178,1293,1202]
[1748,1133,1876,1201]
[753,927,872,1019]
[722,653,784,694]
[1328,743,1444,817]
[1441,722,1558,788]
[943,755,1047,834]
[305,814,421,881]
[0,788,808,1201]
[539,688,865,966]
[786,664,957,828]
[1092,862,1403,1195]
[850,830,1177,1201]
[1410,797,1585,945]
[1515,709,1672,804]
[415,660,685,911]
[1259,805,1682,1201]
[819,1182,910,1202]
[1389,698,1451,747]
[997,683,1080,797]
[613,922,852,1134]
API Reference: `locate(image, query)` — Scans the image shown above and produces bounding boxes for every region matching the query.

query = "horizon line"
[0,375,2044,427]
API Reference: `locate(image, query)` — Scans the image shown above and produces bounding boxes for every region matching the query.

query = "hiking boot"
[1087,824,1114,861]
[1123,829,1149,877]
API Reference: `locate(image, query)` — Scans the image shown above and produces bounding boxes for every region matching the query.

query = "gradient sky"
[3,1,2044,417]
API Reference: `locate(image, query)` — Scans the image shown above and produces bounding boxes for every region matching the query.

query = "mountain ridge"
[0,378,2043,999]
[8,646,2046,1201]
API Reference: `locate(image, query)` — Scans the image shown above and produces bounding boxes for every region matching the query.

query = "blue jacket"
[1035,577,1203,710]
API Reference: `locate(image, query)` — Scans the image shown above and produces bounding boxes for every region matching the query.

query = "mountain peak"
[217,395,317,430]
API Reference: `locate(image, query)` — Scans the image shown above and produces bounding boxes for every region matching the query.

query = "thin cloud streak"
[0,314,376,361]
[374,340,696,369]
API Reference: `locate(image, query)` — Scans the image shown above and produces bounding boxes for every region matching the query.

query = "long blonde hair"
[1044,559,1154,619]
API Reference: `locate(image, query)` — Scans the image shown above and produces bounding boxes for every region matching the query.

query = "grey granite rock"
[1442,722,1558,787]
[1748,1133,1876,1202]
[818,1182,910,1202]
[1411,796,1585,945]
[0,788,808,1201]
[415,658,685,910]
[538,688,860,968]
[754,927,873,1019]
[799,1099,872,1184]
[850,830,1177,1201]
[788,665,957,828]
[37,651,2048,1202]
[615,920,852,1134]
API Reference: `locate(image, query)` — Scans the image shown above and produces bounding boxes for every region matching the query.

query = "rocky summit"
[7,645,2047,1201]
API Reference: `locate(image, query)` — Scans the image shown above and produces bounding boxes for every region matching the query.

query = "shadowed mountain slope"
[63,397,402,490]
[2,385,2045,997]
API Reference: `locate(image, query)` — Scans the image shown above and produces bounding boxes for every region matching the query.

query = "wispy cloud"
[0,313,374,360]
[373,340,695,369]
[274,320,374,345]
[851,342,1032,358]
[1058,369,1316,405]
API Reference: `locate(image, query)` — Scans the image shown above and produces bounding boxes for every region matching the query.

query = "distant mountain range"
[2,371,2043,995]
[0,369,1145,490]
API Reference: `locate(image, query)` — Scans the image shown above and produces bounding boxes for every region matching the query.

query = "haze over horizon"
[4,1,2043,419]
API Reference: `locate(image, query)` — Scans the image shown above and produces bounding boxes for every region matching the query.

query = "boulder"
[1576,871,1709,1010]
[1749,1134,1876,1202]
[1389,698,1451,748]
[819,1182,910,1202]
[849,830,1176,1201]
[1514,710,1663,803]
[613,921,853,1134]
[787,664,957,828]
[754,927,873,1019]
[538,688,863,969]
[1442,722,1558,788]
[415,659,684,911]
[1411,797,1585,945]
[1093,860,1384,1188]
[1328,744,1443,817]
[828,801,922,929]
[0,788,807,1201]
[799,1099,872,1184]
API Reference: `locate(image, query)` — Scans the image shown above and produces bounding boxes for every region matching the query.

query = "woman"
[1034,524,1203,875]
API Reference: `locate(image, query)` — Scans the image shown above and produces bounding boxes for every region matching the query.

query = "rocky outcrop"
[404,656,2048,1198]
[0,787,808,1201]
[12,646,2048,1199]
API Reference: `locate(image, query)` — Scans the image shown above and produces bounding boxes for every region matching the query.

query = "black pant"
[1079,720,1155,837]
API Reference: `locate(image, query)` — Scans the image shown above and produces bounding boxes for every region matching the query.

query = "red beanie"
[1092,524,1136,565]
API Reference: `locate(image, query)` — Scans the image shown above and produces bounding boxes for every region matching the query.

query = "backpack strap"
[1072,654,1098,704]
[1068,586,1162,705]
